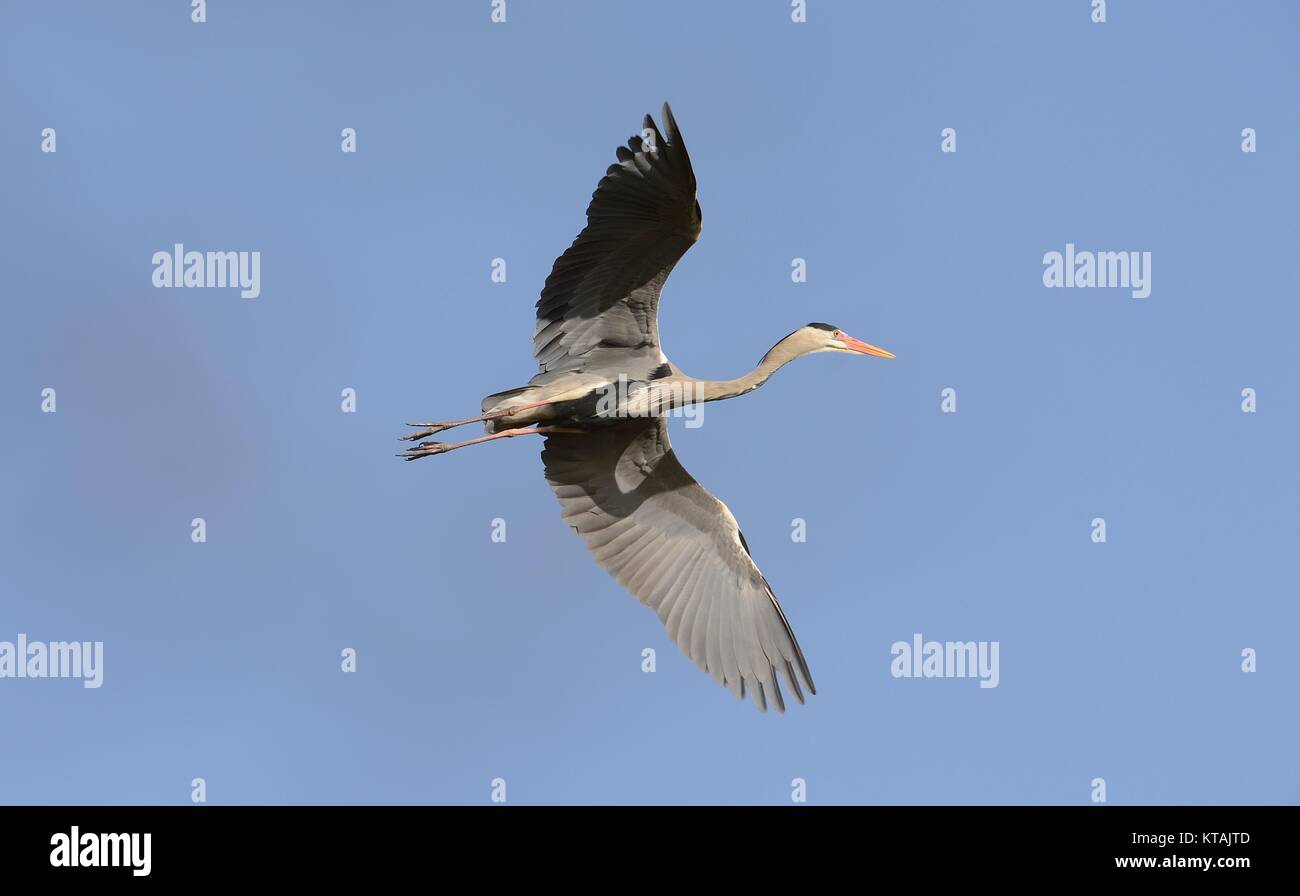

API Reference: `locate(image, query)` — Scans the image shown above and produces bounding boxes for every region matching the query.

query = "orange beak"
[836,332,895,359]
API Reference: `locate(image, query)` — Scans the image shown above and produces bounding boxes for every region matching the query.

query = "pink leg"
[399,425,551,461]
[401,400,556,441]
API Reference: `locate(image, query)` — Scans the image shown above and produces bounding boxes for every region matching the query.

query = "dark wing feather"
[541,420,815,712]
[533,103,701,380]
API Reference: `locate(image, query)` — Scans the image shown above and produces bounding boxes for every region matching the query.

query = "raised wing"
[541,420,815,712]
[533,103,701,382]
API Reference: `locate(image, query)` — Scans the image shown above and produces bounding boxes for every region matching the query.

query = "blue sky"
[1,1,1296,804]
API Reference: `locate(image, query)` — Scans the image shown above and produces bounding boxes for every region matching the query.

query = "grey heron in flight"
[401,103,893,711]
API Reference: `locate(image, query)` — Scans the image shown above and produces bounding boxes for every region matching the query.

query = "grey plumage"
[542,419,815,712]
[531,105,701,383]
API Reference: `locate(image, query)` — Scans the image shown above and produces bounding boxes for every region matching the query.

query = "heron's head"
[799,322,895,359]
[759,322,895,368]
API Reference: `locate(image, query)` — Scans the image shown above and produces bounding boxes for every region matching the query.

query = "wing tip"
[661,102,677,140]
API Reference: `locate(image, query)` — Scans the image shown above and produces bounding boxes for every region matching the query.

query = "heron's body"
[401,104,893,712]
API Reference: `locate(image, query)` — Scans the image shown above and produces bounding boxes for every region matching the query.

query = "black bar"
[0,805,1284,881]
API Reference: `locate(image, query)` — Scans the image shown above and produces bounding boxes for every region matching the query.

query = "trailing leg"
[400,400,556,442]
[398,426,550,461]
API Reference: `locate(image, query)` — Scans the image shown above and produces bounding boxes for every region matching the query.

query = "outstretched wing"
[541,420,815,712]
[533,103,701,382]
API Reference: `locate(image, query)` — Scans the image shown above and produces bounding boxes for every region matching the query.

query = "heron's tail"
[479,386,536,433]
[480,386,529,415]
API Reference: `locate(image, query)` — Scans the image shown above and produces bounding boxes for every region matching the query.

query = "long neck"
[693,338,806,402]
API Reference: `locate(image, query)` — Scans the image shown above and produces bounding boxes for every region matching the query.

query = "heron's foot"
[399,440,452,461]
[400,421,456,441]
